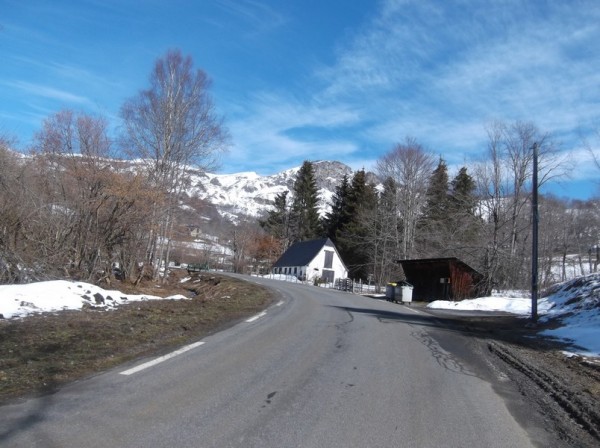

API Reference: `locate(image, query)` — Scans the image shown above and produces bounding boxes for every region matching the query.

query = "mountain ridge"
[187,160,374,222]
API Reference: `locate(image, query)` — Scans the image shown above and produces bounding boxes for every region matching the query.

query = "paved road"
[1,277,548,447]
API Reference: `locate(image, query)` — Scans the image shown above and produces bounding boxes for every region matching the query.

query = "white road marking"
[245,311,267,322]
[401,304,422,314]
[276,300,284,306]
[120,341,205,376]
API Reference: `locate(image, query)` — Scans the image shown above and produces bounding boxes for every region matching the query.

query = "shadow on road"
[328,303,569,352]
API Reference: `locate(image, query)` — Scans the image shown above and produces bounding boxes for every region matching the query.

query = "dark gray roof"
[273,238,333,268]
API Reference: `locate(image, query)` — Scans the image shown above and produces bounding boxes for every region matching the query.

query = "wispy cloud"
[223,91,363,173]
[4,80,90,105]
[214,0,288,35]
[308,0,600,169]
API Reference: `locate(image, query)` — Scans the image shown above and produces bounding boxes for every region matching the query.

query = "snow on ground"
[1,273,598,357]
[0,280,189,319]
[428,273,600,357]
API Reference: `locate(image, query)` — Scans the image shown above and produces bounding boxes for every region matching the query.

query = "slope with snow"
[428,273,600,356]
[186,160,357,219]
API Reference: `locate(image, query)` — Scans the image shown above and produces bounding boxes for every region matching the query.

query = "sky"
[1,0,599,199]
[1,272,598,357]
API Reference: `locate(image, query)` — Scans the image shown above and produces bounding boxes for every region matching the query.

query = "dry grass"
[0,271,273,403]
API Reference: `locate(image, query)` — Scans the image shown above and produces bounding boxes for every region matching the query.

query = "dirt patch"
[0,271,274,404]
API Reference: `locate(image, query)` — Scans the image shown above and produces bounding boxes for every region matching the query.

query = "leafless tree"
[474,120,572,289]
[0,135,29,282]
[121,49,228,280]
[376,137,436,259]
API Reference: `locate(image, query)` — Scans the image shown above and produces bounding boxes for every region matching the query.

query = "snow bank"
[0,280,189,319]
[428,273,600,357]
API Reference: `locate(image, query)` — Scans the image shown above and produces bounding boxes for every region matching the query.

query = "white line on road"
[276,300,284,306]
[120,341,205,376]
[245,311,267,323]
[401,304,423,314]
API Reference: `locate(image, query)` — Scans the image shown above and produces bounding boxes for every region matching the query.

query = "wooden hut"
[396,257,484,302]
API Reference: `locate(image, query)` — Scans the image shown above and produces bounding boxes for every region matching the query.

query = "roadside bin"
[395,281,413,304]
[385,283,397,302]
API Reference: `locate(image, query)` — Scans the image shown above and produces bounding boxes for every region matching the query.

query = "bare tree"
[362,177,404,289]
[376,137,436,259]
[474,120,572,289]
[121,49,228,280]
[0,135,29,282]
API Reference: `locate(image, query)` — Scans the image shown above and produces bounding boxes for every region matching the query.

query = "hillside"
[185,160,364,221]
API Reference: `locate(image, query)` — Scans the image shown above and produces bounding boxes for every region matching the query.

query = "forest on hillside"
[260,131,600,292]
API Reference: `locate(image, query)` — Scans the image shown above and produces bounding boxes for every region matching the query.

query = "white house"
[272,238,348,284]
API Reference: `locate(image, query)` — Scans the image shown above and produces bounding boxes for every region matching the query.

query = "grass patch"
[0,272,273,403]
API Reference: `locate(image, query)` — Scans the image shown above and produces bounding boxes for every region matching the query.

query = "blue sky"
[1,0,599,199]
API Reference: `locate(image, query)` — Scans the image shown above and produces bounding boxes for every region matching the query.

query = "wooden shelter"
[396,257,484,302]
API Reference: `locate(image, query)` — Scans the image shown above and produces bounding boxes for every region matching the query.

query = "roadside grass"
[0,272,274,403]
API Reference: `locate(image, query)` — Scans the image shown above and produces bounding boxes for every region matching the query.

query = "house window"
[294,267,297,274]
[324,251,334,269]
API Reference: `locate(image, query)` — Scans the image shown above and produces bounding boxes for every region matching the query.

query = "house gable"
[273,238,348,282]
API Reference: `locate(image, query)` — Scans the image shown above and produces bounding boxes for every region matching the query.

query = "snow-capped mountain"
[186,161,360,221]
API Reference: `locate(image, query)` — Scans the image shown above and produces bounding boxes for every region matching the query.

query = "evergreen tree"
[259,190,290,249]
[419,158,450,256]
[450,167,476,214]
[423,157,450,223]
[336,169,378,280]
[449,166,480,264]
[323,174,350,242]
[289,161,322,243]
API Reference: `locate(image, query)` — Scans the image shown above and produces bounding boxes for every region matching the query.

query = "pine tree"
[259,190,291,249]
[419,158,450,256]
[423,157,450,223]
[336,169,378,280]
[289,161,322,243]
[450,166,476,214]
[449,166,480,263]
[323,174,350,241]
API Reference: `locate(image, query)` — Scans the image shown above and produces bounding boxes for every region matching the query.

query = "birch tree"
[475,120,571,289]
[376,137,436,259]
[121,49,228,280]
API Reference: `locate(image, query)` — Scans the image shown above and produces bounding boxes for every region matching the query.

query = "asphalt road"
[0,276,550,447]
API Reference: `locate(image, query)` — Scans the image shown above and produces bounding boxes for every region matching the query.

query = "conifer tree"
[323,174,350,241]
[449,166,480,263]
[259,190,291,249]
[450,166,476,214]
[423,157,450,223]
[419,158,450,256]
[336,169,378,280]
[289,161,322,243]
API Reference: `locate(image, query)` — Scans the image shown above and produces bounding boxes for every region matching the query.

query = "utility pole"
[531,142,539,323]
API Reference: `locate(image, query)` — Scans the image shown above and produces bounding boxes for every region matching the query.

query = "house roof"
[396,257,481,276]
[273,238,334,268]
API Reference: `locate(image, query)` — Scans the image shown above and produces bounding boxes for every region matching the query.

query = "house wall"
[307,247,348,283]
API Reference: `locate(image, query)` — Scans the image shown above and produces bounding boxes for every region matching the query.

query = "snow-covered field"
[1,273,598,357]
